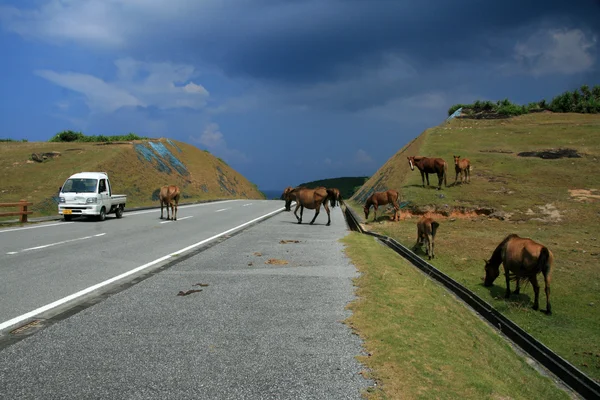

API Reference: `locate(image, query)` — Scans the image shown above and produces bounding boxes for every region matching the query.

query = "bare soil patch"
[568,189,600,202]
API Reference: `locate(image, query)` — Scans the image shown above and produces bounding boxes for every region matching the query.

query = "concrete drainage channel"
[341,204,600,400]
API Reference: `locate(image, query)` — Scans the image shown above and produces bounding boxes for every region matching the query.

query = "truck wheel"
[64,215,72,221]
[98,207,106,221]
[115,205,124,219]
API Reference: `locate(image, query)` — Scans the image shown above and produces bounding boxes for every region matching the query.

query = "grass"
[342,232,571,400]
[0,138,265,219]
[348,112,600,383]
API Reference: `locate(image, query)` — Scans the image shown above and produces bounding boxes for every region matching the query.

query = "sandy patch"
[531,204,561,222]
[569,189,600,202]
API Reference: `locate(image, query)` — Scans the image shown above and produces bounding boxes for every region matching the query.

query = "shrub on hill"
[49,130,149,142]
[448,84,600,118]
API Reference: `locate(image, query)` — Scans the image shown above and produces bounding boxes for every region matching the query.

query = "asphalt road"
[0,201,372,399]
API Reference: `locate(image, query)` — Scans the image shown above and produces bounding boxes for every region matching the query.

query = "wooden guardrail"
[0,200,34,223]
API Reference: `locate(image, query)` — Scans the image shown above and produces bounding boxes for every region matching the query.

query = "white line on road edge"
[215,208,230,212]
[0,207,285,332]
[7,233,106,254]
[0,221,74,234]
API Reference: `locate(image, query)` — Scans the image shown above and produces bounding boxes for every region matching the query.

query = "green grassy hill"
[297,176,369,200]
[0,138,265,218]
[348,112,600,382]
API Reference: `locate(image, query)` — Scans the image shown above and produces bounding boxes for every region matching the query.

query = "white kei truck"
[58,172,127,221]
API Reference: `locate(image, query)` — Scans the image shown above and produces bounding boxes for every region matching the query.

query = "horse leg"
[437,172,443,190]
[455,169,459,184]
[324,201,331,226]
[513,279,521,295]
[293,203,302,223]
[425,173,430,187]
[530,276,540,311]
[173,202,178,221]
[428,234,434,259]
[504,268,511,299]
[544,277,552,315]
[373,204,378,221]
[420,171,425,187]
[300,205,304,224]
[309,203,320,225]
[160,201,164,219]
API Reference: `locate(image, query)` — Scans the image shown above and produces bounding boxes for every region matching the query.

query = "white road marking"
[7,233,106,254]
[0,221,74,234]
[159,216,193,224]
[126,200,237,216]
[0,207,285,332]
[215,208,230,212]
[242,203,253,207]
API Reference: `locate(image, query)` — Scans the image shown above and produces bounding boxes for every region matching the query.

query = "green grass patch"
[342,232,571,399]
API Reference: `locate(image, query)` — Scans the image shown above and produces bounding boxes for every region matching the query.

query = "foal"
[453,155,471,184]
[412,216,439,260]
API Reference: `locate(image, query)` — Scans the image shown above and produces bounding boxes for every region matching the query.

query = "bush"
[48,131,149,142]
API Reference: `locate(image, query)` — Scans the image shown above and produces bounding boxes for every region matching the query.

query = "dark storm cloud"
[152,0,599,84]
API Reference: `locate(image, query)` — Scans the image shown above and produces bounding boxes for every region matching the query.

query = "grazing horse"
[284,186,333,226]
[483,234,554,315]
[364,189,400,222]
[412,216,439,260]
[407,156,448,190]
[281,186,295,211]
[159,185,181,221]
[453,155,472,184]
[328,188,343,208]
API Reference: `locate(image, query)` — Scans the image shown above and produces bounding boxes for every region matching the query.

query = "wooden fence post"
[20,199,28,223]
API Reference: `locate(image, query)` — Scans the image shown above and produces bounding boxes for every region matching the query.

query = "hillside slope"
[0,138,265,217]
[348,112,600,382]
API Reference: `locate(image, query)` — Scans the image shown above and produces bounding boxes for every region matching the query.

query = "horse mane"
[488,233,519,267]
[413,156,425,161]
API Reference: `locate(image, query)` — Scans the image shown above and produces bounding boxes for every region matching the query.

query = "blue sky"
[1,1,599,191]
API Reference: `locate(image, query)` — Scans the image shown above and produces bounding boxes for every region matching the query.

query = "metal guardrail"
[342,204,600,400]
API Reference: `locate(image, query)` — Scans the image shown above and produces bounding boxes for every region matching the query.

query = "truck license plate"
[63,209,72,215]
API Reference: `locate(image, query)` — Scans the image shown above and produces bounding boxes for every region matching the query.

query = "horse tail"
[443,161,448,187]
[536,247,551,278]
[431,221,440,238]
[326,188,336,207]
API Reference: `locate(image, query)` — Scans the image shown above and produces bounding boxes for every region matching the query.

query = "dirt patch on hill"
[569,189,600,202]
[517,148,581,159]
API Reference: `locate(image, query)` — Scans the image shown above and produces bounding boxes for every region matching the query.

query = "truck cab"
[58,172,127,221]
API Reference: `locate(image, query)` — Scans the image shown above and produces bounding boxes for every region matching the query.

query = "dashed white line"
[0,206,285,332]
[215,208,230,212]
[242,203,253,207]
[126,200,236,216]
[7,233,106,254]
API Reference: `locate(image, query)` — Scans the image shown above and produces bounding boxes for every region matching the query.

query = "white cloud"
[507,28,597,76]
[35,58,209,113]
[355,149,373,164]
[191,123,249,163]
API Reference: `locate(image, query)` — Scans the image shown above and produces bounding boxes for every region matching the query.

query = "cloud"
[191,123,249,163]
[355,149,373,164]
[507,28,597,76]
[35,58,209,113]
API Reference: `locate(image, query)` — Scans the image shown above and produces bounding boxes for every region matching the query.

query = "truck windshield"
[62,178,98,193]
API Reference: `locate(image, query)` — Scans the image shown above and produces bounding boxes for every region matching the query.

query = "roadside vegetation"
[297,176,369,200]
[342,232,571,399]
[48,130,149,142]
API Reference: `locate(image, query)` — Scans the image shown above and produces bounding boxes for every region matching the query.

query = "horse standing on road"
[407,156,448,190]
[284,186,333,226]
[159,185,181,221]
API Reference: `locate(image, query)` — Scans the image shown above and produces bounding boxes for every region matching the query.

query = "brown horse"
[483,234,554,315]
[284,186,333,226]
[407,156,448,190]
[363,189,400,222]
[453,155,472,184]
[328,188,343,208]
[281,186,295,211]
[412,216,439,260]
[159,185,181,221]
